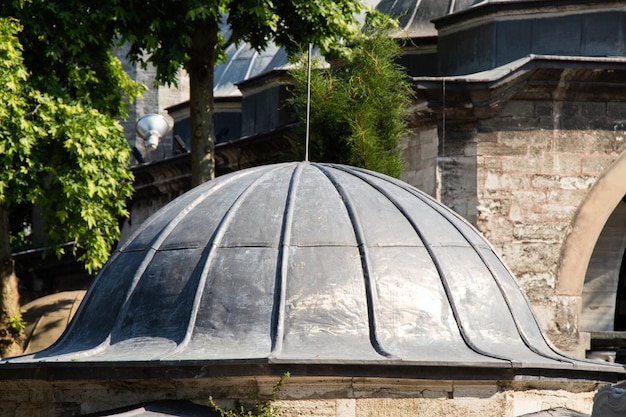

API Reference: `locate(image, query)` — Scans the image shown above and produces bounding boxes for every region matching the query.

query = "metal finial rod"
[305,43,312,162]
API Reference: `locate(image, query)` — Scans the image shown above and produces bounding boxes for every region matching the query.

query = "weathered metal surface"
[2,162,624,381]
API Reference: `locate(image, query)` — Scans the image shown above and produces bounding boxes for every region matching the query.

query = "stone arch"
[556,151,626,300]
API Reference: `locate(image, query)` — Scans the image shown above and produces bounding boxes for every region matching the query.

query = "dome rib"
[270,163,303,358]
[368,171,565,354]
[349,166,578,367]
[328,164,515,364]
[480,251,575,365]
[164,164,291,359]
[106,172,264,350]
[43,181,233,358]
[315,164,396,359]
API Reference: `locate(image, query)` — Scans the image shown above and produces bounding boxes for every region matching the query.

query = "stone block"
[492,131,528,146]
[272,399,340,416]
[481,156,502,170]
[499,101,535,118]
[512,389,594,417]
[499,242,561,277]
[0,402,17,416]
[517,272,556,295]
[582,154,617,175]
[489,216,515,244]
[464,141,478,157]
[537,202,578,221]
[336,399,356,417]
[534,102,554,117]
[0,384,30,402]
[595,130,626,154]
[453,383,499,399]
[607,100,626,118]
[559,175,595,190]
[354,394,509,417]
[545,189,587,208]
[501,156,541,173]
[542,154,583,175]
[510,190,547,206]
[553,130,597,153]
[484,171,531,190]
[479,142,528,157]
[478,131,499,143]
[29,388,53,403]
[554,296,582,334]
[352,379,452,399]
[513,222,570,241]
[531,175,561,189]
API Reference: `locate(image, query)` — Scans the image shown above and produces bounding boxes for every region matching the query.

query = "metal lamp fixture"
[135,114,172,152]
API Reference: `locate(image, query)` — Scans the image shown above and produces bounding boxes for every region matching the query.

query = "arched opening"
[580,199,626,332]
[581,197,626,361]
[614,217,626,330]
[557,151,626,361]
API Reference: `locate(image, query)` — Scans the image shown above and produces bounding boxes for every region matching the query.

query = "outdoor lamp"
[135,114,172,152]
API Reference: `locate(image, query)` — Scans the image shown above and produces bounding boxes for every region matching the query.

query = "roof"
[214,42,290,98]
[375,0,478,37]
[2,162,623,382]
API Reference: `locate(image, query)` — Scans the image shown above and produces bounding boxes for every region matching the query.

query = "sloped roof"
[375,0,478,37]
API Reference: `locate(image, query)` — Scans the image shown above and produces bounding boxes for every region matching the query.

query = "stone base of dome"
[0,376,601,417]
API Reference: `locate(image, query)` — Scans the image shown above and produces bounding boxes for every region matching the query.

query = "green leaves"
[227,0,367,58]
[209,372,290,417]
[0,17,134,274]
[2,0,145,118]
[288,30,413,178]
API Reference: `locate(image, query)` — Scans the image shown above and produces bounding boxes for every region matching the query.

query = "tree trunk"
[189,17,219,187]
[0,204,24,358]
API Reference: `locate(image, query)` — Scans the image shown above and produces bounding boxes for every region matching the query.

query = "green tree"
[0,18,137,356]
[0,0,142,119]
[288,30,413,178]
[109,0,372,186]
[209,372,290,417]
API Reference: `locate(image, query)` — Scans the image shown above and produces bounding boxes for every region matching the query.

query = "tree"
[109,0,372,186]
[288,29,413,178]
[0,18,137,356]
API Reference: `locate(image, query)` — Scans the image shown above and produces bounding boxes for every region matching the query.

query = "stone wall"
[401,126,439,198]
[471,99,626,356]
[0,377,603,417]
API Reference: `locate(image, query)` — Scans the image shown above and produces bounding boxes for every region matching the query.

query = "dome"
[6,162,622,380]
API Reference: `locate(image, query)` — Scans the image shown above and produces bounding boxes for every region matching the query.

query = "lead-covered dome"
[6,162,622,379]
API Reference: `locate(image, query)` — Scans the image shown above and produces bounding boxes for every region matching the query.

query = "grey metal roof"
[375,0,477,37]
[3,162,624,381]
[214,42,290,98]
